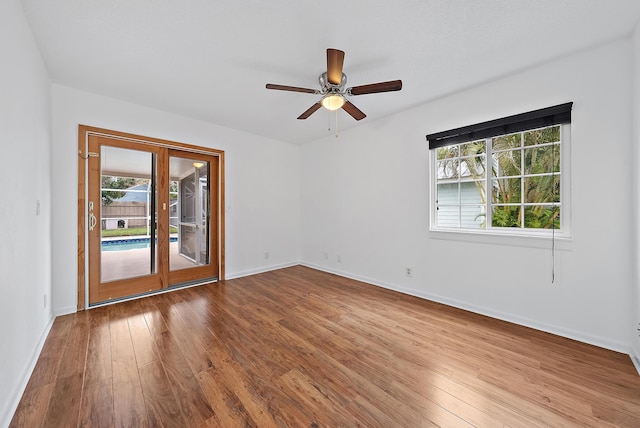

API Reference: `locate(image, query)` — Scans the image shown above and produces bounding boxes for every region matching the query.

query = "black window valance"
[426,102,573,149]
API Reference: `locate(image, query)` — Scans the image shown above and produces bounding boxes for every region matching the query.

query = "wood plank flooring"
[10,266,640,427]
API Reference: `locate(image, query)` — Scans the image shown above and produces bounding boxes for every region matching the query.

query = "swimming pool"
[102,237,177,252]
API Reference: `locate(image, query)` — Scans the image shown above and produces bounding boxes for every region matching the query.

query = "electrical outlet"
[337,254,342,263]
[405,267,412,278]
[36,200,41,216]
[264,251,270,260]
[323,252,328,260]
[43,294,47,308]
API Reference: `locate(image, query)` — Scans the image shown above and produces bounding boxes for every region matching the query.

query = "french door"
[168,149,218,286]
[82,130,222,306]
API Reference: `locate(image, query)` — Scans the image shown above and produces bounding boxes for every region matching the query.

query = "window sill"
[429,228,572,250]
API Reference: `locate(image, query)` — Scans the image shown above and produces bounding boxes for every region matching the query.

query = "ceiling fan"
[266,48,402,121]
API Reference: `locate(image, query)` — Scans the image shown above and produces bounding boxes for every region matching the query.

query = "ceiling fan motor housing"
[319,72,347,94]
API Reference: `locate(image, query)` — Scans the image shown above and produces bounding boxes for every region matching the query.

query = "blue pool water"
[102,237,177,252]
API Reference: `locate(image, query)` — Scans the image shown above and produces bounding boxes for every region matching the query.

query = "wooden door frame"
[166,149,220,287]
[77,125,225,310]
[87,136,165,304]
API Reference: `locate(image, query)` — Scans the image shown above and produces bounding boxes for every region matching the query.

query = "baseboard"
[1,315,55,428]
[54,262,301,314]
[300,262,629,354]
[632,350,640,376]
[54,305,77,316]
[225,261,300,280]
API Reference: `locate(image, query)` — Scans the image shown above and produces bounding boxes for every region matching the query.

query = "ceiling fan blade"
[342,101,366,121]
[327,48,345,85]
[348,80,403,96]
[266,84,317,94]
[297,102,322,120]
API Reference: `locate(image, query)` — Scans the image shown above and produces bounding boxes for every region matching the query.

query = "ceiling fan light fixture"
[321,93,345,111]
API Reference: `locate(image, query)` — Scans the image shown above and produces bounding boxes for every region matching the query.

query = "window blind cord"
[552,209,556,283]
[551,141,556,284]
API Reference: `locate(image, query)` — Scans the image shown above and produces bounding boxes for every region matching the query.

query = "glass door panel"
[168,152,217,286]
[87,136,164,305]
[100,146,156,282]
[170,156,209,271]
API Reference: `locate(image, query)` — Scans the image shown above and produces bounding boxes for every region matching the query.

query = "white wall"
[51,85,301,314]
[0,0,53,426]
[632,24,640,367]
[301,39,634,353]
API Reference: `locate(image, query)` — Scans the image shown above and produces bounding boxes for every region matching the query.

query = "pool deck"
[101,241,201,282]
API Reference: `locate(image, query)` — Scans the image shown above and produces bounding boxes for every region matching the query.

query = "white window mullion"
[520,131,525,229]
[486,137,493,230]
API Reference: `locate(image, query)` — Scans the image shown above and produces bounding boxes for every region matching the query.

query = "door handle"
[88,201,97,231]
[89,212,97,231]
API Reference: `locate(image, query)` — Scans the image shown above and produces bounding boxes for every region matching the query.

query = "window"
[427,103,571,236]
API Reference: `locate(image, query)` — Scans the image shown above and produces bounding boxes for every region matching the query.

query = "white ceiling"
[21,0,640,144]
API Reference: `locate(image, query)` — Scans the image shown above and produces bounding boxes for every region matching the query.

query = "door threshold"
[87,277,218,309]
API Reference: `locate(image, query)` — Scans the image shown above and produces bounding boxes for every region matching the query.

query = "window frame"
[429,123,571,240]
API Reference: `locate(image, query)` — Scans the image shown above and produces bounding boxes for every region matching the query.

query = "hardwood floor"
[10,266,640,427]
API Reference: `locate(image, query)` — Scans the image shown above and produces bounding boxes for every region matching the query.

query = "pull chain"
[328,110,340,138]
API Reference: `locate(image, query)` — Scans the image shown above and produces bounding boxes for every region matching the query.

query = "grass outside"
[102,226,178,238]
